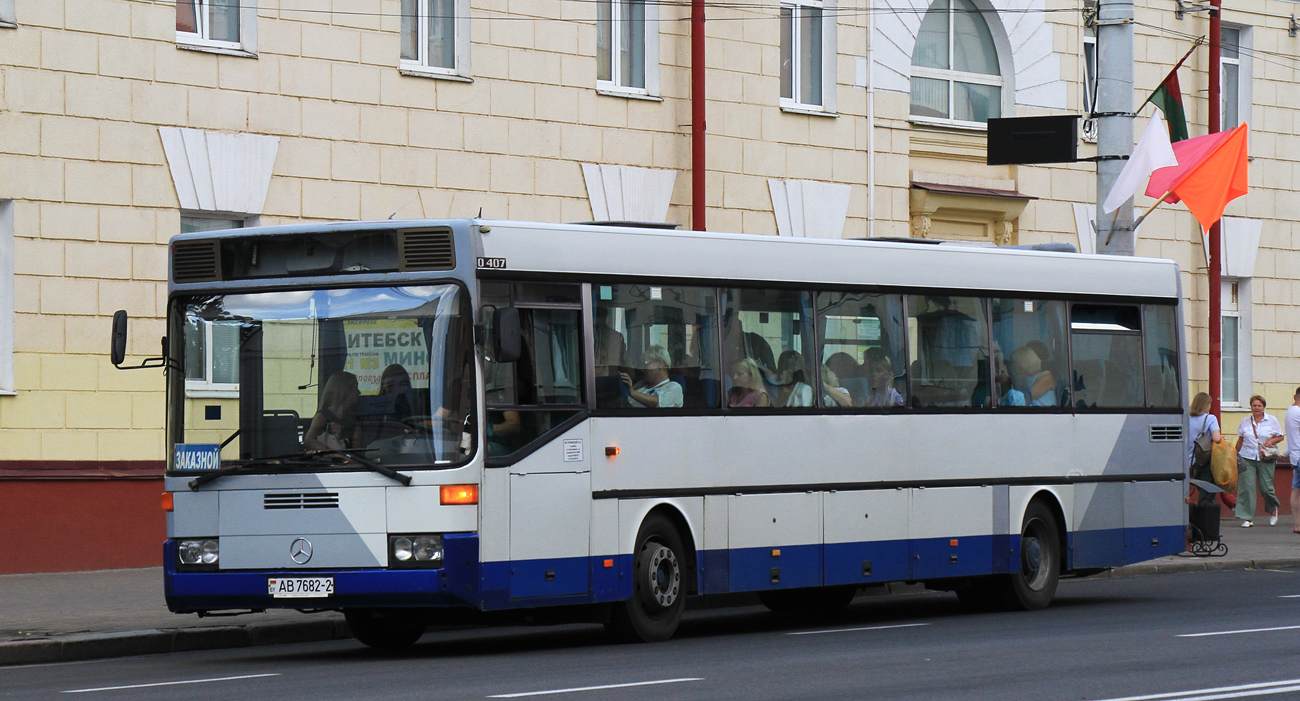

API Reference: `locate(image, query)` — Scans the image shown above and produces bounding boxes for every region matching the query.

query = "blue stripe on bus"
[164,525,1186,612]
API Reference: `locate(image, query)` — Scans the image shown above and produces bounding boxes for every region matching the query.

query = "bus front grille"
[264,492,340,510]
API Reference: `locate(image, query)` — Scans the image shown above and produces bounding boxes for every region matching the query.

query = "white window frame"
[596,0,661,100]
[909,0,1008,129]
[0,200,14,396]
[780,0,838,115]
[1220,277,1251,409]
[176,0,258,57]
[399,0,472,81]
[1220,24,1252,129]
[0,0,16,28]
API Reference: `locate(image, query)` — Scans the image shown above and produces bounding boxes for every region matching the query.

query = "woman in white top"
[1235,394,1284,527]
[1187,392,1223,506]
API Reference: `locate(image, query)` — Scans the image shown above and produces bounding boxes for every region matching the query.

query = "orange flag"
[1159,125,1249,232]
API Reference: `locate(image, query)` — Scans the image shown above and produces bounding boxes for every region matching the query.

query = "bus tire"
[606,514,686,643]
[760,586,857,616]
[345,609,426,649]
[1007,500,1061,611]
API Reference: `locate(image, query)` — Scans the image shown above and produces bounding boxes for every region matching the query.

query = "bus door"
[481,282,591,599]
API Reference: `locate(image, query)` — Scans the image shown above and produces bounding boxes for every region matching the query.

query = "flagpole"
[1141,38,1204,110]
[1208,0,1223,420]
[1129,191,1172,233]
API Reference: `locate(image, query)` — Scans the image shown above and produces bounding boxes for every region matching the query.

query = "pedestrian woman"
[1235,394,1285,527]
[1188,392,1223,506]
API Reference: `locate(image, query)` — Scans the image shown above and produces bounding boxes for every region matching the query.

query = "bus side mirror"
[492,307,521,364]
[111,310,128,367]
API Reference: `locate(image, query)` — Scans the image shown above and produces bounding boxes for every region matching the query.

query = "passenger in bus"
[305,371,359,451]
[994,346,1026,406]
[623,345,683,408]
[379,364,414,416]
[595,326,630,409]
[862,347,904,407]
[727,357,771,407]
[1012,344,1056,407]
[774,350,814,407]
[821,365,854,407]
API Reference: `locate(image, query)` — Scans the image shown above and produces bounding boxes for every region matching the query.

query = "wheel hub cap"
[646,544,680,607]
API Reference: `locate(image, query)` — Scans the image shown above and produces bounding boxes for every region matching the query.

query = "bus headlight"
[389,534,442,568]
[178,538,219,569]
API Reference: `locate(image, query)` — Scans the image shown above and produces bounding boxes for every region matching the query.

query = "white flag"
[1101,112,1180,214]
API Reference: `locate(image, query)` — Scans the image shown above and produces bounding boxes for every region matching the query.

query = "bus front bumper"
[162,535,481,613]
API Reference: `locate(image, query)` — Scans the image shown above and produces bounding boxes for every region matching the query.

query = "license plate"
[268,577,334,598]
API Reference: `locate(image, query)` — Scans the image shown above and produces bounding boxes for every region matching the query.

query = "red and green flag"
[1142,40,1200,142]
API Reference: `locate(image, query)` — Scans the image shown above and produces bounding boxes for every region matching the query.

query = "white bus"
[114,219,1187,648]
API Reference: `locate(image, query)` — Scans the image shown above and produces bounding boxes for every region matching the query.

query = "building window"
[176,0,257,55]
[597,0,660,97]
[910,0,1004,125]
[1221,278,1251,408]
[1220,26,1251,129]
[400,0,470,79]
[0,0,15,28]
[0,201,13,395]
[780,0,837,112]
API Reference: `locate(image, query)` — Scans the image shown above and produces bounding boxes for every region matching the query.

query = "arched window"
[910,0,1003,124]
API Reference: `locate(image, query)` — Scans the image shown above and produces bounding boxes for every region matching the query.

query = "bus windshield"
[174,284,475,471]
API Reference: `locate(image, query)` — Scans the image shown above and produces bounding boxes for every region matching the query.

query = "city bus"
[112,219,1188,648]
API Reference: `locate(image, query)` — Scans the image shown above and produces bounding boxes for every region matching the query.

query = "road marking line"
[62,673,280,694]
[787,622,930,636]
[487,678,703,698]
[1178,624,1300,638]
[1092,679,1300,701]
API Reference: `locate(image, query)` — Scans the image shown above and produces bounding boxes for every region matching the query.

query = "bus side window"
[481,282,585,458]
[593,284,720,409]
[1143,305,1181,409]
[990,299,1067,409]
[817,292,906,409]
[722,288,814,409]
[1069,304,1144,408]
[907,295,990,408]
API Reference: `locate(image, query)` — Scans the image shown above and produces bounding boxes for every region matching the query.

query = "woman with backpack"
[1189,392,1223,506]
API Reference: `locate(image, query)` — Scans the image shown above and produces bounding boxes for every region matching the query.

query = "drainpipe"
[866,9,875,237]
[1208,0,1222,418]
[691,0,706,231]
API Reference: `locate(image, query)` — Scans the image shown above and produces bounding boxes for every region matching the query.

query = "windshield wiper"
[187,449,412,490]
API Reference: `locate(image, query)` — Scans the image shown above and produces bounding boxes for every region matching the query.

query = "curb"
[5,560,1299,667]
[0,618,350,667]
[1101,557,1300,578]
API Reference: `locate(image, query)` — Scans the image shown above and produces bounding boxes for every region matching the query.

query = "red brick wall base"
[0,480,165,574]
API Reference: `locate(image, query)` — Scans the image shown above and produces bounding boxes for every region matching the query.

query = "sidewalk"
[3,517,1298,666]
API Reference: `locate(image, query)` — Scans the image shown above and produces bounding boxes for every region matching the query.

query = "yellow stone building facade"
[0,0,1296,571]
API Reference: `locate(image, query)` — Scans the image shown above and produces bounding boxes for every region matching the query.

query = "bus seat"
[260,410,302,457]
[595,375,628,409]
[682,376,719,408]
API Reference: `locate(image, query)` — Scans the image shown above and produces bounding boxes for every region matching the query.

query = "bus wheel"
[607,515,686,643]
[345,609,426,649]
[1008,501,1061,611]
[760,586,857,616]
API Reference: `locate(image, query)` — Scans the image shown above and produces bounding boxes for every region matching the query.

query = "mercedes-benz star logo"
[289,537,313,565]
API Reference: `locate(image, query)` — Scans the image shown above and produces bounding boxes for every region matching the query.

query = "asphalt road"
[4,568,1300,700]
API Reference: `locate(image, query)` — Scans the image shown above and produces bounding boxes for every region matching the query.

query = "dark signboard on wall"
[986,115,1079,165]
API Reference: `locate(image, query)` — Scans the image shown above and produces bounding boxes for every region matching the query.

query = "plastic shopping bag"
[1210,439,1238,494]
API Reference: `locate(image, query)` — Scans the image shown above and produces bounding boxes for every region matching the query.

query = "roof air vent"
[172,241,221,283]
[399,229,455,272]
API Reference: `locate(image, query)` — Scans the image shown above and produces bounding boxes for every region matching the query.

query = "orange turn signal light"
[605,446,620,457]
[440,484,479,505]
[161,492,174,512]
[603,559,614,568]
[950,539,959,547]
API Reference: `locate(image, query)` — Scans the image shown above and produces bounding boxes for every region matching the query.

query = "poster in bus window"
[343,319,430,394]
